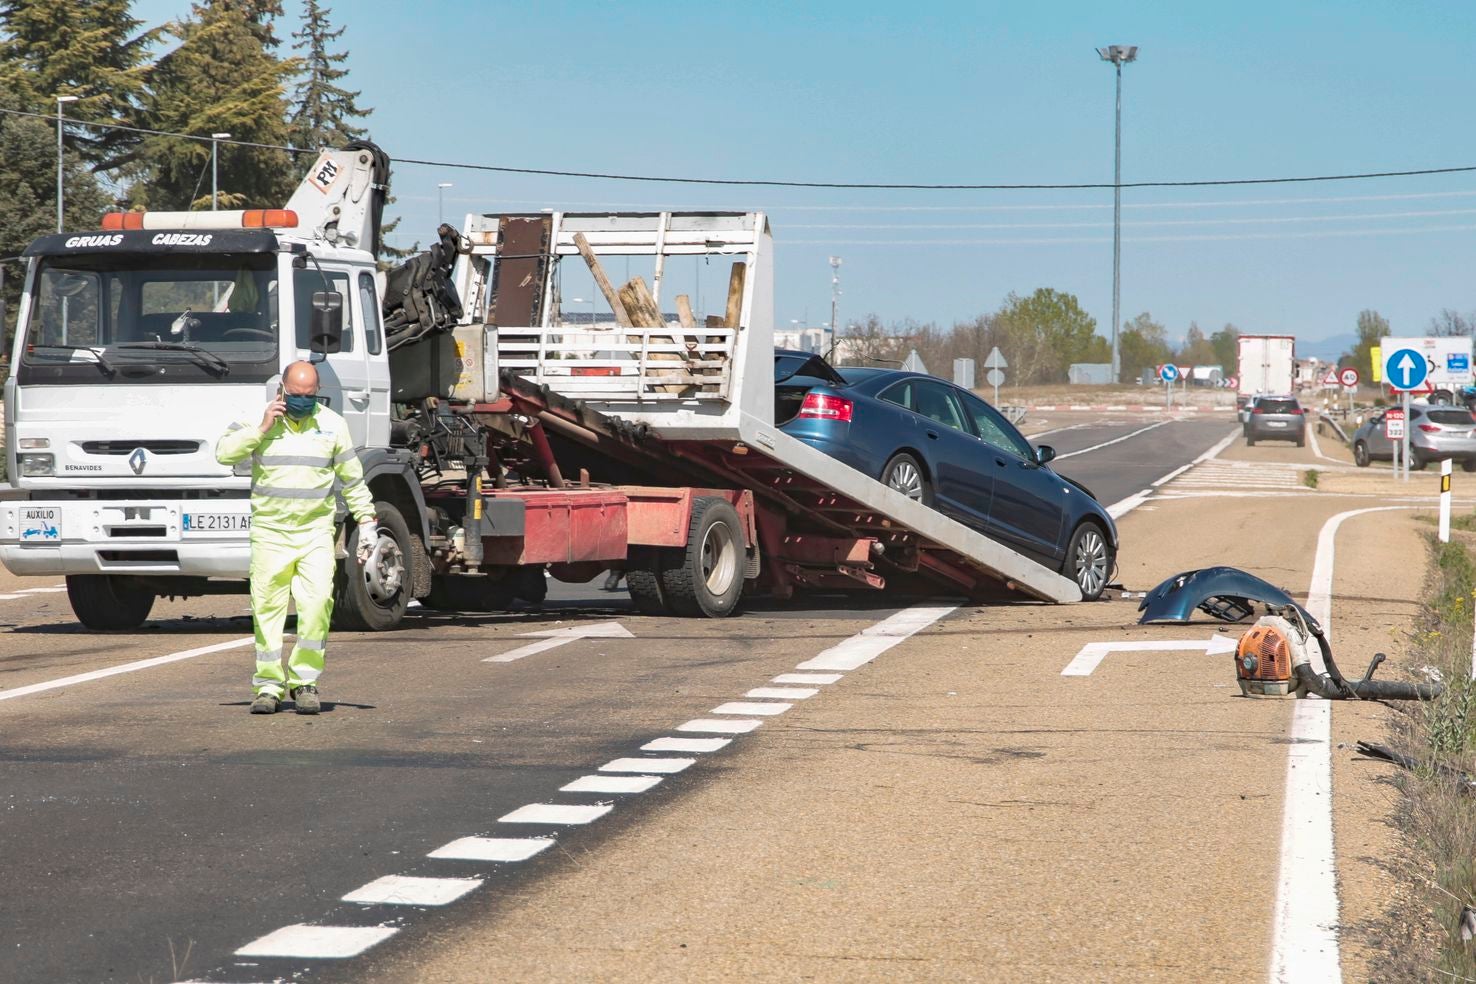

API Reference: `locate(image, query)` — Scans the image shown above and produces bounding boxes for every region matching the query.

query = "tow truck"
[1,141,1087,631]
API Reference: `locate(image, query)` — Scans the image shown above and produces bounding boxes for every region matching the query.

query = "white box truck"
[1236,335,1296,398]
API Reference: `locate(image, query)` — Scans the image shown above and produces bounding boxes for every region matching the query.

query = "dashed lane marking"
[343,875,483,907]
[711,700,793,716]
[745,686,818,700]
[562,775,663,794]
[498,803,613,826]
[796,605,958,672]
[235,924,398,959]
[641,736,732,753]
[600,757,696,774]
[772,672,842,685]
[676,718,764,734]
[428,836,555,862]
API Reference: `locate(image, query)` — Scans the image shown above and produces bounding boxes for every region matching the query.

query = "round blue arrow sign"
[1159,363,1180,382]
[1386,347,1429,390]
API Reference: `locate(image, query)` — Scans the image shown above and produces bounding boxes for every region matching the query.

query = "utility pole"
[55,95,78,233]
[211,133,232,210]
[1097,45,1138,383]
[828,255,842,360]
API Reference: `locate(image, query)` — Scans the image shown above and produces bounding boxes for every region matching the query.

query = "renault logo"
[128,447,148,475]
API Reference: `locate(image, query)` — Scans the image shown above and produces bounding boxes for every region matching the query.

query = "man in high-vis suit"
[216,361,378,715]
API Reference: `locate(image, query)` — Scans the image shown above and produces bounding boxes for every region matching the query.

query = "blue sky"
[132,1,1476,352]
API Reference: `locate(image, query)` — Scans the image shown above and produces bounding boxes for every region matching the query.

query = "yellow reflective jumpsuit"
[215,404,376,698]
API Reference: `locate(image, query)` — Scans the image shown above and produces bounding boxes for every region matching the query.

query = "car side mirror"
[309,291,344,354]
[1034,444,1056,465]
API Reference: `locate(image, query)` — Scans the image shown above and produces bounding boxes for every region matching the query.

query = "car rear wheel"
[1410,451,1428,472]
[1353,441,1370,467]
[1063,522,1112,601]
[882,453,932,506]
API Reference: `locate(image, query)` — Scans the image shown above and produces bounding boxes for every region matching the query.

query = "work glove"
[356,521,379,566]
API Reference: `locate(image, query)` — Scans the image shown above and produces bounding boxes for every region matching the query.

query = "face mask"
[284,394,318,419]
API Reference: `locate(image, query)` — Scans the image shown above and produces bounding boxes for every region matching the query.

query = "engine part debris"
[1355,741,1476,792]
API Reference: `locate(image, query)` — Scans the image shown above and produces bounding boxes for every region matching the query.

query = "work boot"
[291,685,321,715]
[250,692,280,715]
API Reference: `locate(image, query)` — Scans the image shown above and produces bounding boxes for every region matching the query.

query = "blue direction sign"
[1159,363,1180,383]
[1384,347,1429,391]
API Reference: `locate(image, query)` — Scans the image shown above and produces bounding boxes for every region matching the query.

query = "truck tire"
[626,550,672,616]
[334,501,412,631]
[66,574,154,631]
[659,497,745,618]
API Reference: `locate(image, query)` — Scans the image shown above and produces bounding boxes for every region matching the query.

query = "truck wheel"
[334,501,412,631]
[626,549,673,615]
[66,574,154,631]
[660,497,745,618]
[1061,522,1113,601]
[1353,442,1370,467]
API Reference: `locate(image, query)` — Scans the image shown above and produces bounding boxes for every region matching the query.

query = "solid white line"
[1150,463,1194,487]
[498,803,612,825]
[1194,427,1242,463]
[428,836,554,862]
[1026,422,1090,440]
[343,874,482,907]
[0,636,256,703]
[15,586,67,594]
[676,718,763,734]
[796,605,957,671]
[1106,490,1153,520]
[745,686,818,700]
[482,637,569,664]
[1104,426,1243,521]
[771,672,842,685]
[1054,420,1169,459]
[1270,505,1408,984]
[1306,417,1344,465]
[641,736,732,753]
[562,774,663,794]
[235,924,398,959]
[710,701,792,716]
[600,757,695,774]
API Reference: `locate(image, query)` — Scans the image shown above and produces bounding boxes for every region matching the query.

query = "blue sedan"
[775,351,1118,599]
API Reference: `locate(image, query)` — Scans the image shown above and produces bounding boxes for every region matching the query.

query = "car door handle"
[926,430,939,440]
[995,457,1008,467]
[347,391,370,407]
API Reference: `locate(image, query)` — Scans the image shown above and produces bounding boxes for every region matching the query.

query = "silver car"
[1245,395,1306,446]
[1352,404,1476,471]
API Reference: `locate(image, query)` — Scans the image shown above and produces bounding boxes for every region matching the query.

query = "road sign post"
[984,346,1008,405]
[1441,457,1453,542]
[1339,367,1359,415]
[1159,363,1179,408]
[1383,347,1428,483]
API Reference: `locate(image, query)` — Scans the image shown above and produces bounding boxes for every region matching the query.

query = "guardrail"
[1316,411,1351,445]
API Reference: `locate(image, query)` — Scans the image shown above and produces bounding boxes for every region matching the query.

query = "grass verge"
[1372,532,1476,981]
[1303,468,1320,489]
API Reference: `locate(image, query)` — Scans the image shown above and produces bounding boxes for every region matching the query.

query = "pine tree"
[132,3,298,210]
[289,0,366,149]
[0,0,159,168]
[214,0,283,49]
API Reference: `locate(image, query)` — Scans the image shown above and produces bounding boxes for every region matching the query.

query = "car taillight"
[1419,423,1441,433]
[1251,406,1264,414]
[1288,407,1303,415]
[798,392,854,422]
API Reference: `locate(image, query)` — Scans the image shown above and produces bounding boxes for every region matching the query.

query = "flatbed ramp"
[453,208,1082,605]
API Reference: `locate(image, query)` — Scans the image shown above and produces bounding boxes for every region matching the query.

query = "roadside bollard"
[1440,457,1452,543]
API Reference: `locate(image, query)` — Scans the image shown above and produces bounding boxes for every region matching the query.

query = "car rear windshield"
[1259,399,1300,414]
[1424,409,1475,425]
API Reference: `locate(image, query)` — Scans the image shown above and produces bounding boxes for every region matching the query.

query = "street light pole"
[55,95,79,233]
[438,182,453,226]
[1097,44,1138,384]
[210,132,232,210]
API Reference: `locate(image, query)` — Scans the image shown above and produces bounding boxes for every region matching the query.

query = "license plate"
[183,512,251,534]
[1268,421,1287,428]
[19,506,61,542]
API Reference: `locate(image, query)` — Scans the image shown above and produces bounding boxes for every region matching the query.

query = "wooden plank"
[723,262,746,329]
[675,294,696,329]
[573,232,632,328]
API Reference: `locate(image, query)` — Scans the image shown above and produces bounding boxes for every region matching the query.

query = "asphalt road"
[0,414,1230,984]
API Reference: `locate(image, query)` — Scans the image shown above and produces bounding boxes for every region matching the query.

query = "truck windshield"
[18,253,278,384]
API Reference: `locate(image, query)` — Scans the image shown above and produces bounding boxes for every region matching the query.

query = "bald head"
[283,361,319,396]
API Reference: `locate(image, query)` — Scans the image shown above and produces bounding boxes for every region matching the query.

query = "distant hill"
[1294,333,1357,361]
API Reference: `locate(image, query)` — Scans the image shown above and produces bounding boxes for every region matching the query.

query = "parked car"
[1244,395,1306,447]
[773,351,1118,599]
[1351,404,1476,471]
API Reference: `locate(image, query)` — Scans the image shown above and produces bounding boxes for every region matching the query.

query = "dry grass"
[1370,533,1476,981]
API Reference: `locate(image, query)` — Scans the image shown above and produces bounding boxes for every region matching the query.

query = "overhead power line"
[7,104,1476,192]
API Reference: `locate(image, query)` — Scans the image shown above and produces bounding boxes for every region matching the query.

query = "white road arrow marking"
[1061,634,1239,677]
[483,620,634,663]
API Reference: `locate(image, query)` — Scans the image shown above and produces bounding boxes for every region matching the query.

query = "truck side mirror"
[309,291,343,354]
